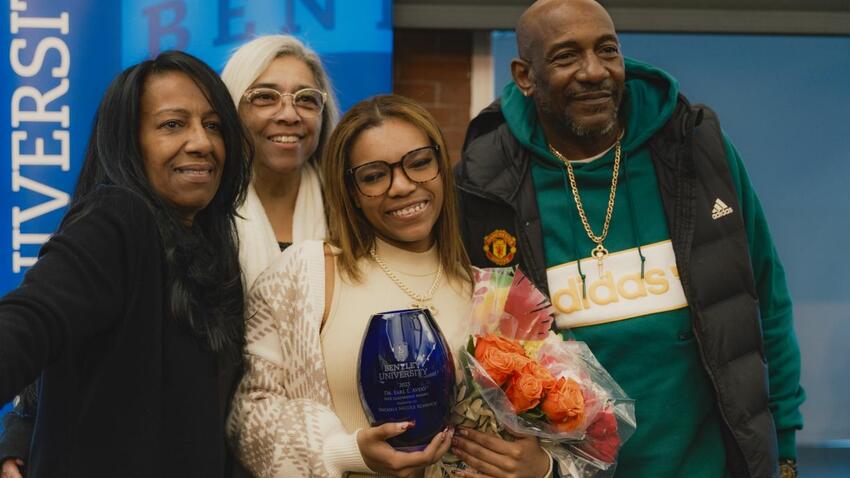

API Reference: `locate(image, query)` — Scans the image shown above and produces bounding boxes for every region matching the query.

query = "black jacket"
[455,99,779,478]
[0,381,36,464]
[0,187,240,477]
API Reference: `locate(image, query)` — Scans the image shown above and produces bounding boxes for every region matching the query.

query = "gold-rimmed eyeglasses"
[347,145,441,197]
[242,87,327,116]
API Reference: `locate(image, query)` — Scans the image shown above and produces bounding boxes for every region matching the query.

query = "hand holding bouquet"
[431,268,635,478]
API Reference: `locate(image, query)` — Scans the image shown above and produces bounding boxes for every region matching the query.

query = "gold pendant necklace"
[369,245,443,316]
[548,140,621,276]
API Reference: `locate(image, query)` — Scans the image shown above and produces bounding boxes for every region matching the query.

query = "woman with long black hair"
[0,50,251,477]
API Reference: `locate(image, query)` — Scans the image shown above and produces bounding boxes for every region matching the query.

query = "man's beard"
[537,82,623,138]
[567,101,620,137]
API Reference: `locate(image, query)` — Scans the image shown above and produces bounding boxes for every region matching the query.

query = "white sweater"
[227,240,369,478]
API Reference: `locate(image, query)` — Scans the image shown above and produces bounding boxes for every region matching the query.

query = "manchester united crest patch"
[483,229,517,266]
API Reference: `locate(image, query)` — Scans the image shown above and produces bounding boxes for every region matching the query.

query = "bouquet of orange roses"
[430,268,635,478]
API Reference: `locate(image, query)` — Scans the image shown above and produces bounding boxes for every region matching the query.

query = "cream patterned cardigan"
[226,240,372,478]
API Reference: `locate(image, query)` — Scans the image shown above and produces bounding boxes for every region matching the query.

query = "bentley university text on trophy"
[358,308,456,450]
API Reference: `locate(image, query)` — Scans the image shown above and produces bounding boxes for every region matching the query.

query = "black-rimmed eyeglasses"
[347,145,441,197]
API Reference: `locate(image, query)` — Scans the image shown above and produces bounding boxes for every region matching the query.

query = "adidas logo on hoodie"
[712,198,734,219]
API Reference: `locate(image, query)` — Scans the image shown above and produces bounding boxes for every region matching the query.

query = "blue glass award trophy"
[358,308,455,450]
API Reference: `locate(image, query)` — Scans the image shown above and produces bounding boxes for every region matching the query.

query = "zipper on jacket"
[673,107,753,478]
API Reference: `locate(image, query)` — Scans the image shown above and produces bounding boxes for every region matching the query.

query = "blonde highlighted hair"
[322,94,471,285]
[221,34,339,165]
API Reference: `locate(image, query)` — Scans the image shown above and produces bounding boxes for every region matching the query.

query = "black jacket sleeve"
[0,381,36,464]
[0,187,156,404]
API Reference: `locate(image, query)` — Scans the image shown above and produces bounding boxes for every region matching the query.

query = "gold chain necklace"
[369,244,443,315]
[548,141,621,275]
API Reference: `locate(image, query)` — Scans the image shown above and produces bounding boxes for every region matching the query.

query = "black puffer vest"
[455,98,779,477]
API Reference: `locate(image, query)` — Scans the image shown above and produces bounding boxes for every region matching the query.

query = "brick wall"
[393,29,473,164]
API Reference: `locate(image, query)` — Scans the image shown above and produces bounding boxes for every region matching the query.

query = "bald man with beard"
[455,1,804,477]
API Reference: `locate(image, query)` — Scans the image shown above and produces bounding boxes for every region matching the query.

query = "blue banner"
[121,0,393,110]
[1,0,121,300]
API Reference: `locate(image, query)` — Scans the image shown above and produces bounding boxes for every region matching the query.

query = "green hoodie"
[501,58,803,477]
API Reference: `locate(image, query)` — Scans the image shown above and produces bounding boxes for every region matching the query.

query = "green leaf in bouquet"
[520,406,546,422]
[466,335,475,356]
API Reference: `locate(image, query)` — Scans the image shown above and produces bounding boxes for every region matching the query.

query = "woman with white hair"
[221,35,340,288]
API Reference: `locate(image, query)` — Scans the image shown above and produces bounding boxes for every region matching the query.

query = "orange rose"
[475,335,530,386]
[477,347,522,386]
[505,372,545,413]
[519,361,556,394]
[541,377,585,432]
[475,334,527,357]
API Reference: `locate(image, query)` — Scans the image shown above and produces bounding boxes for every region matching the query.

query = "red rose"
[582,410,621,463]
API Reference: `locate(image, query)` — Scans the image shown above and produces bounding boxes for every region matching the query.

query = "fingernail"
[457,428,467,436]
[400,421,412,431]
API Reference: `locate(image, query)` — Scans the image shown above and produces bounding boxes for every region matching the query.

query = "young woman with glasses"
[226,95,554,478]
[221,35,339,289]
